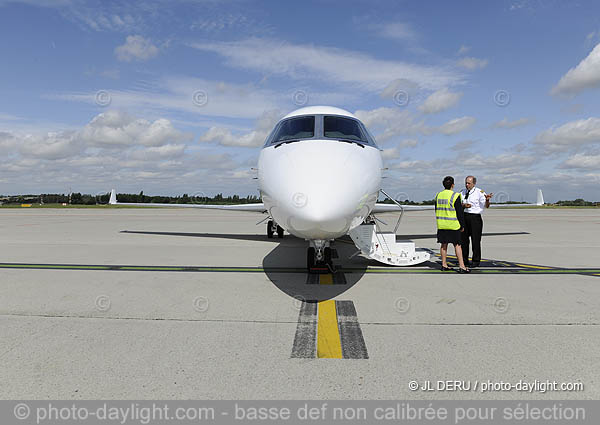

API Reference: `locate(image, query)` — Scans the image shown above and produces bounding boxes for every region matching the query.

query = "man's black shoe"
[463,260,472,267]
[471,262,480,268]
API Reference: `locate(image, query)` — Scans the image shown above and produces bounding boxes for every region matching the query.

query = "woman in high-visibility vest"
[435,176,470,273]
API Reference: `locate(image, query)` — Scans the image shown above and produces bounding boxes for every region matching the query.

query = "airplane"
[109,106,544,272]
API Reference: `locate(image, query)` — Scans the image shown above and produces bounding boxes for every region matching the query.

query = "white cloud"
[382,139,419,160]
[380,78,420,100]
[18,131,81,160]
[491,117,533,129]
[198,127,264,147]
[438,116,476,135]
[418,88,463,114]
[355,107,475,140]
[533,117,600,153]
[53,77,283,120]
[389,152,537,178]
[129,144,186,160]
[354,107,427,141]
[3,111,191,163]
[79,110,191,148]
[198,109,282,147]
[461,153,537,173]
[0,131,18,154]
[137,119,188,146]
[0,109,260,194]
[559,153,600,170]
[382,147,399,160]
[52,2,148,33]
[190,14,252,33]
[115,35,159,62]
[552,43,600,96]
[457,57,489,70]
[391,159,438,172]
[190,38,462,91]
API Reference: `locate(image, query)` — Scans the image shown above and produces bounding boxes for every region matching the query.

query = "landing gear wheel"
[307,247,315,270]
[324,247,332,266]
[277,225,284,238]
[267,220,274,238]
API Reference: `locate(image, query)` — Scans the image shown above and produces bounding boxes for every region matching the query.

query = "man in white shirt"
[460,175,493,267]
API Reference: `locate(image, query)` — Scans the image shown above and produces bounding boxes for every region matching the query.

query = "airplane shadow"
[121,230,529,242]
[120,230,285,243]
[262,237,368,301]
[119,229,529,301]
[120,230,367,301]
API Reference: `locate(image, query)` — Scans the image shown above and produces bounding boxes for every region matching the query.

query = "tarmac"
[0,207,599,399]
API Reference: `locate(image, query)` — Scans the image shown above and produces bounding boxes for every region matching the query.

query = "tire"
[277,225,284,238]
[324,247,332,266]
[267,220,274,238]
[307,247,315,270]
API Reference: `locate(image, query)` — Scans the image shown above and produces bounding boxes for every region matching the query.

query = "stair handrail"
[379,189,405,234]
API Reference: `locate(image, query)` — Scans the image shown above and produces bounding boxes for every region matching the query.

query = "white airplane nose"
[264,140,381,239]
[287,188,359,236]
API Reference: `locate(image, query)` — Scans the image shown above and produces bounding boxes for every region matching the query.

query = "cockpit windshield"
[272,116,315,143]
[264,114,378,147]
[323,116,368,143]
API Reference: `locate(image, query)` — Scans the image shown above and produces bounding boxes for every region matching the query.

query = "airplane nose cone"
[262,140,381,239]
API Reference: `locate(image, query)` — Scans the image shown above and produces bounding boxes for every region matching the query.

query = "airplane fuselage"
[258,106,382,242]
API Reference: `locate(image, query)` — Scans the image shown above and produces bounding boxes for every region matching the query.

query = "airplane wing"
[373,189,544,213]
[487,189,545,208]
[108,189,266,212]
[373,203,434,213]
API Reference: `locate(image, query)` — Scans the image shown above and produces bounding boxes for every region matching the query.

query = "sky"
[1,0,600,202]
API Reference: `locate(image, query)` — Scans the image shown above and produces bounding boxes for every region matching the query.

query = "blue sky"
[1,0,600,202]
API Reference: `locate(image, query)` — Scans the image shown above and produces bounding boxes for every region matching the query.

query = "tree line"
[555,199,599,207]
[0,192,261,205]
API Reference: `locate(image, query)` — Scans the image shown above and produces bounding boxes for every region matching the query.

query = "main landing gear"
[307,240,333,273]
[266,220,284,238]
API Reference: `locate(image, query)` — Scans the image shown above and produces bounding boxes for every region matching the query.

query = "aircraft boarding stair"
[349,223,431,266]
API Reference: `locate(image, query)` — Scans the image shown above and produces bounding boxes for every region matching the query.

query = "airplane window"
[323,116,368,143]
[272,116,315,143]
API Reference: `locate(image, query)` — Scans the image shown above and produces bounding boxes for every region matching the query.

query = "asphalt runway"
[1,207,599,399]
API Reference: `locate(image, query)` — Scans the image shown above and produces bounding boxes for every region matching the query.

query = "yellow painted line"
[317,300,343,359]
[319,274,333,285]
[594,274,600,276]
[21,204,32,207]
[515,263,553,269]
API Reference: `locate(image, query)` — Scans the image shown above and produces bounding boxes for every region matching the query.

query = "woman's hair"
[443,176,454,190]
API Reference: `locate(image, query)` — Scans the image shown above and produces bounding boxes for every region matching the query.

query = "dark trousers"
[462,213,483,264]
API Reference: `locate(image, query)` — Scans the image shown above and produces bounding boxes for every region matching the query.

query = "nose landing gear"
[307,240,334,273]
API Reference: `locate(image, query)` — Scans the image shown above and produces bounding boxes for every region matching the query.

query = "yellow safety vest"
[435,190,461,230]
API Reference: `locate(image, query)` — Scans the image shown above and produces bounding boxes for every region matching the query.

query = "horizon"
[1,191,598,205]
[2,1,600,203]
